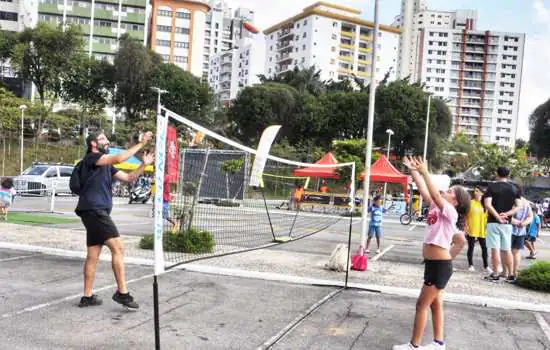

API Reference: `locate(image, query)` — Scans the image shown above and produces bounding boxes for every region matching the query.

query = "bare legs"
[411,285,444,346]
[83,237,128,296]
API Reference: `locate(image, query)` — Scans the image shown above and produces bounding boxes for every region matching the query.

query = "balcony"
[278,28,294,40]
[278,52,293,63]
[38,3,63,14]
[277,41,294,52]
[338,55,353,63]
[277,64,292,74]
[341,31,354,39]
[126,12,145,24]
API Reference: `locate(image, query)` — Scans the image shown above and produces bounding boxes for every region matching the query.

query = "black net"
[155,108,355,270]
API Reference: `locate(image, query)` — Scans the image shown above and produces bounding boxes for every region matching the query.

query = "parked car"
[13,162,75,196]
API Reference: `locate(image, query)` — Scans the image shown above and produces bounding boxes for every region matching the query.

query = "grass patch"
[140,228,215,254]
[6,212,79,225]
[517,261,550,292]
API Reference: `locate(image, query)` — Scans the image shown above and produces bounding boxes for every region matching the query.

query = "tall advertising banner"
[166,125,179,183]
[154,111,168,275]
[249,125,281,187]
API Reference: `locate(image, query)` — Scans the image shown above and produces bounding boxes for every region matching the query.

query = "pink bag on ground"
[351,247,367,271]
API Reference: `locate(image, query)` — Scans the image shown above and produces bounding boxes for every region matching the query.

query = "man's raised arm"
[96,132,153,166]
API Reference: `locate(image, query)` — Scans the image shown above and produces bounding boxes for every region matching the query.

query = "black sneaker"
[506,275,517,284]
[484,273,499,282]
[78,294,103,308]
[112,291,139,310]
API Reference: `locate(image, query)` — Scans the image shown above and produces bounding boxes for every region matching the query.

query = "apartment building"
[263,2,400,85]
[149,0,209,77]
[395,0,525,147]
[36,0,148,62]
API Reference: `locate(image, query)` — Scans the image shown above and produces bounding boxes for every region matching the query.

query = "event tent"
[292,152,340,179]
[359,155,409,195]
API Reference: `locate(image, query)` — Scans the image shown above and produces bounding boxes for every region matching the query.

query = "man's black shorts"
[79,209,120,247]
[511,234,525,250]
[424,259,453,289]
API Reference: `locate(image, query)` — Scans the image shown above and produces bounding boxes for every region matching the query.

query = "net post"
[345,162,356,288]
[49,182,56,213]
[153,101,168,350]
[260,186,277,241]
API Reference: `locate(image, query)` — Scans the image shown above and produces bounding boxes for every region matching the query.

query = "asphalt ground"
[1,248,550,350]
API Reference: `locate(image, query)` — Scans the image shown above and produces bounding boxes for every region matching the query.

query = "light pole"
[150,87,168,117]
[382,129,394,206]
[360,0,379,251]
[418,94,431,213]
[19,104,27,175]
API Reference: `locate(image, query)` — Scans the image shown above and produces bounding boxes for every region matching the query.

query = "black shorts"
[526,236,537,243]
[80,209,120,247]
[424,259,453,289]
[511,235,525,250]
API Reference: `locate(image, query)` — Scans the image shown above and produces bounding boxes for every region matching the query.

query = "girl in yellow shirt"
[465,187,490,272]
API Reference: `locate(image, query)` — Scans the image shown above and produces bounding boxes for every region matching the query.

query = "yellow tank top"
[466,199,487,238]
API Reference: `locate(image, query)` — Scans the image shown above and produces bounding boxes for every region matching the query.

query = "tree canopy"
[529,97,550,158]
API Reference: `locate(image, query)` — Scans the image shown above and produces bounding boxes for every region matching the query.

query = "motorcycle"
[128,184,152,204]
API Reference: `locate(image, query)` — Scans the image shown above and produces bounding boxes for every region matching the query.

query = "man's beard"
[98,143,109,154]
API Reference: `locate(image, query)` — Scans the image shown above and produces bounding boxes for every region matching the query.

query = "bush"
[517,261,550,292]
[340,209,362,217]
[139,228,215,254]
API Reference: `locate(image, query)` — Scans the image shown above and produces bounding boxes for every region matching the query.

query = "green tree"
[151,63,212,124]
[259,66,325,96]
[474,143,533,180]
[0,30,17,79]
[515,138,527,150]
[10,23,83,133]
[529,97,550,157]
[114,35,161,121]
[0,87,28,131]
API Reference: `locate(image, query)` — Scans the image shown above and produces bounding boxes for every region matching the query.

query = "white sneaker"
[468,266,475,272]
[486,267,493,274]
[366,249,370,254]
[420,341,446,350]
[393,343,418,350]
[376,249,381,254]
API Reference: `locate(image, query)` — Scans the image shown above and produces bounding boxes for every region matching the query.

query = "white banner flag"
[249,125,281,187]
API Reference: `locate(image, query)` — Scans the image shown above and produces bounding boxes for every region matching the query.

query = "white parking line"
[408,224,418,231]
[0,254,40,263]
[371,244,395,262]
[534,313,550,343]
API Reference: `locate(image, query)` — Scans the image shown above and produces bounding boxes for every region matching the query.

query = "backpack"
[69,161,84,195]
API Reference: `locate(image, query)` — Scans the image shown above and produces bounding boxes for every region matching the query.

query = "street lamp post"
[360,0,380,251]
[19,105,27,175]
[418,94,431,213]
[150,87,168,117]
[382,129,394,206]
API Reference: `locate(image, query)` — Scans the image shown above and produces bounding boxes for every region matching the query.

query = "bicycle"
[400,207,428,225]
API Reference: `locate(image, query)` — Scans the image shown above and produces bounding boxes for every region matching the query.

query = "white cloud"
[517,0,550,140]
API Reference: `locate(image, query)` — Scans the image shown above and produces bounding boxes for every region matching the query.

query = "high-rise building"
[203,0,254,80]
[263,2,400,85]
[149,0,209,77]
[36,0,148,62]
[395,0,525,147]
[208,36,262,105]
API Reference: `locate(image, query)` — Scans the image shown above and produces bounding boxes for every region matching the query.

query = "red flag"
[243,22,259,34]
[166,126,179,183]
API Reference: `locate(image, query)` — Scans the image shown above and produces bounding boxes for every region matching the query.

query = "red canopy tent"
[359,155,410,196]
[293,152,340,179]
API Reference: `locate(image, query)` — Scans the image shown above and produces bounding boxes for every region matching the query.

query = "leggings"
[466,235,488,268]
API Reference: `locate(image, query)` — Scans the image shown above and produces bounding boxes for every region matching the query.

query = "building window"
[297,23,300,28]
[158,9,172,17]
[156,39,170,47]
[332,34,337,40]
[157,25,171,32]
[161,54,169,61]
[174,56,188,63]
[176,11,190,19]
[304,20,308,25]
[175,27,189,34]
[303,32,307,38]
[174,41,189,48]
[333,21,338,27]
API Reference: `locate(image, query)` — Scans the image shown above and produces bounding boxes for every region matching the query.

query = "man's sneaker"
[468,266,476,272]
[421,341,446,350]
[486,267,493,274]
[78,294,102,308]
[112,291,139,310]
[484,273,499,282]
[393,343,419,350]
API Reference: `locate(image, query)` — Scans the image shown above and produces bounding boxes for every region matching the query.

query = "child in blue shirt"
[526,204,541,259]
[366,195,387,254]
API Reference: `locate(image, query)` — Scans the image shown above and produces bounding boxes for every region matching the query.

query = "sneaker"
[486,267,493,274]
[484,273,499,282]
[505,275,517,284]
[366,249,370,254]
[112,291,139,310]
[468,266,476,272]
[393,343,419,350]
[376,249,381,254]
[421,341,446,350]
[78,294,103,308]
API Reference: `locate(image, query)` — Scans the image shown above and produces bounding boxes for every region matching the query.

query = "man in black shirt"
[77,132,154,309]
[483,167,521,281]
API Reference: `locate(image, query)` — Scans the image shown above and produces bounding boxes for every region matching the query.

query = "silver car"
[13,163,75,196]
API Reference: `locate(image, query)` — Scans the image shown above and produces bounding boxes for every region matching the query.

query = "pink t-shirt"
[424,201,458,250]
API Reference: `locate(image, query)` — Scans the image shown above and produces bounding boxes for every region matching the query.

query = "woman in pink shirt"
[394,157,470,350]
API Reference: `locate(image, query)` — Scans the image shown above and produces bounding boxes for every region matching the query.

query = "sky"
[229,0,550,141]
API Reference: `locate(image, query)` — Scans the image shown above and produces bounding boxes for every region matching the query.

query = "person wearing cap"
[483,167,522,282]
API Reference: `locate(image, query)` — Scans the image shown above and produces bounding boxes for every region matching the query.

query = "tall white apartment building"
[395,0,525,147]
[208,36,261,106]
[263,2,400,85]
[203,1,254,80]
